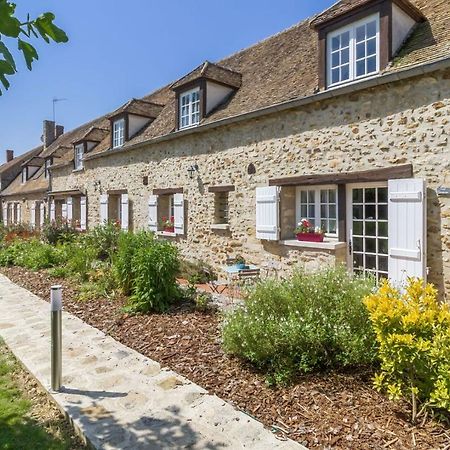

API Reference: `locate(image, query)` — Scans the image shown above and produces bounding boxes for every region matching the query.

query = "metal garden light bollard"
[50,285,62,391]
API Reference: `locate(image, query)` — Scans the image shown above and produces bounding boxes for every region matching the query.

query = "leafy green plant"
[41,221,78,245]
[0,0,68,95]
[364,278,450,422]
[178,258,216,283]
[65,239,97,281]
[84,223,121,262]
[47,266,69,279]
[113,231,154,295]
[222,267,376,384]
[195,292,213,312]
[126,239,180,313]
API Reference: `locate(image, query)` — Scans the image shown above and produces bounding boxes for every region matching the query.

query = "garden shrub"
[65,238,98,281]
[42,221,78,245]
[178,258,216,283]
[222,267,376,384]
[84,223,121,261]
[364,279,450,422]
[126,239,180,313]
[113,231,154,295]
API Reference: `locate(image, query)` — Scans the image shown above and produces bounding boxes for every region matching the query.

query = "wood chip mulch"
[2,266,449,450]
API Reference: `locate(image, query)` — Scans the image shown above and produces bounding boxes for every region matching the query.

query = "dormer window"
[328,14,379,87]
[113,118,125,148]
[179,88,200,129]
[21,167,27,184]
[74,143,84,170]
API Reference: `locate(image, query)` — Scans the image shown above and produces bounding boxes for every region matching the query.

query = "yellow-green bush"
[364,279,450,422]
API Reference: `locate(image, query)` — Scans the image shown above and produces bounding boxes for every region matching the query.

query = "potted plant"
[234,254,247,270]
[161,216,175,233]
[294,219,324,242]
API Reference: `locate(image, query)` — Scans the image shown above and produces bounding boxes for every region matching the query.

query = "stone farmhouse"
[1,0,449,298]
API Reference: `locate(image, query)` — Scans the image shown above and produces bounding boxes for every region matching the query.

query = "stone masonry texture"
[51,69,450,299]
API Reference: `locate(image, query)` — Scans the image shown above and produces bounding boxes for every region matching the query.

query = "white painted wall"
[392,4,416,56]
[129,115,151,138]
[206,81,234,115]
[28,165,39,178]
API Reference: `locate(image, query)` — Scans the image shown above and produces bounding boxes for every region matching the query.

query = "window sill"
[280,239,346,251]
[210,224,230,231]
[156,231,177,237]
[72,168,84,173]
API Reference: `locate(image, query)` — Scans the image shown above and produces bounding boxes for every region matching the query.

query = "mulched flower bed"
[2,266,449,450]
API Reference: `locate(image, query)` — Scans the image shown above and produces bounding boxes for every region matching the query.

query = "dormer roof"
[74,126,109,145]
[310,0,425,29]
[22,156,44,167]
[107,99,164,119]
[171,61,242,91]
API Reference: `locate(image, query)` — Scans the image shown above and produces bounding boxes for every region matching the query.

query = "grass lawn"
[0,339,85,450]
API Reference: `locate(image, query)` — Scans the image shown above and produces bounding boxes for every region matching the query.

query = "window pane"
[353,205,363,220]
[366,254,377,270]
[353,253,364,269]
[354,237,363,252]
[329,220,337,234]
[332,52,339,67]
[367,38,376,56]
[367,56,377,73]
[353,189,363,203]
[366,238,376,253]
[321,205,328,218]
[331,68,340,84]
[356,25,366,42]
[331,36,340,51]
[341,64,350,81]
[367,20,377,38]
[356,60,366,77]
[365,188,376,203]
[341,31,350,47]
[329,204,336,219]
[378,221,388,237]
[353,220,363,235]
[300,191,307,203]
[320,190,328,203]
[378,239,388,255]
[378,188,388,203]
[341,48,349,64]
[308,205,315,218]
[378,205,388,220]
[356,42,366,60]
[365,205,376,220]
[308,190,315,203]
[329,189,336,203]
[366,221,376,236]
[379,256,388,272]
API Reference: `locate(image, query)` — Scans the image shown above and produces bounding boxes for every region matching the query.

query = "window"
[113,118,125,148]
[21,167,27,184]
[74,144,84,170]
[214,192,229,224]
[179,88,200,129]
[327,14,379,87]
[296,186,338,236]
[44,158,51,178]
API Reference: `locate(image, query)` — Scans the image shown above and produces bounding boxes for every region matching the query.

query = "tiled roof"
[107,99,165,119]
[76,126,109,143]
[0,146,42,175]
[171,61,242,90]
[4,0,449,186]
[310,0,425,29]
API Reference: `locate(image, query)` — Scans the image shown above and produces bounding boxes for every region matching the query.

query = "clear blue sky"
[0,0,332,163]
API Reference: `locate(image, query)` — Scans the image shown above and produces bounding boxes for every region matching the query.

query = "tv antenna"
[52,97,68,122]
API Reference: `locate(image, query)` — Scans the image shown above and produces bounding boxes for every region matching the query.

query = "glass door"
[347,183,388,281]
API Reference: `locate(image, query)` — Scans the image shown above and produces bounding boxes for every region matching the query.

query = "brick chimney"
[42,120,56,148]
[55,124,64,139]
[6,149,14,162]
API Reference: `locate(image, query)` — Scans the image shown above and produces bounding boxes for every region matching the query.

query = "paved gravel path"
[0,274,305,450]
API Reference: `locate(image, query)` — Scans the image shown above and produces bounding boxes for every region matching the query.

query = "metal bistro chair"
[204,267,228,295]
[235,267,261,297]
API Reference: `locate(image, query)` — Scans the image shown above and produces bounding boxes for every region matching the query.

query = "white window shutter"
[16,204,21,224]
[30,202,36,228]
[8,203,13,225]
[61,202,67,221]
[2,204,7,225]
[50,200,56,222]
[388,178,427,287]
[120,193,129,231]
[100,194,108,224]
[174,193,185,235]
[80,196,87,231]
[256,186,280,240]
[148,195,158,232]
[67,197,73,223]
[39,202,45,228]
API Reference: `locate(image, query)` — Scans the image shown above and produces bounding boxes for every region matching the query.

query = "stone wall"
[51,68,450,298]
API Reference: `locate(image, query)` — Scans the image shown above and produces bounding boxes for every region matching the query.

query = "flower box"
[296,232,324,243]
[163,226,175,233]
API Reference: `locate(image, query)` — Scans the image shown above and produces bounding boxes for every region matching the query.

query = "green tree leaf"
[0,0,20,37]
[0,41,16,71]
[34,13,68,43]
[18,39,38,70]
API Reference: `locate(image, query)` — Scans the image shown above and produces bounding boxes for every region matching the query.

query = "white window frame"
[295,185,338,237]
[327,13,380,88]
[44,158,51,178]
[179,87,200,129]
[74,143,84,170]
[21,167,27,184]
[113,118,125,148]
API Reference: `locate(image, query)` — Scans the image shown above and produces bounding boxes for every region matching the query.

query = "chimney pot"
[42,120,56,148]
[6,149,14,162]
[55,124,64,139]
